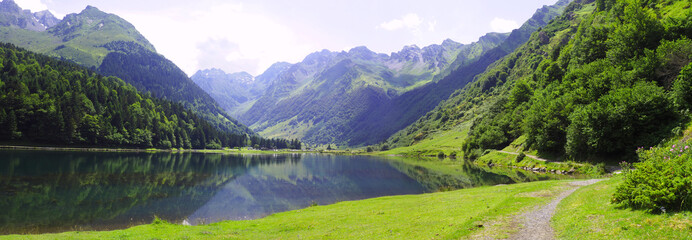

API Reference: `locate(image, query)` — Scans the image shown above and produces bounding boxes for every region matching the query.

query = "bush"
[566,82,677,159]
[515,152,526,163]
[437,151,446,159]
[366,146,374,152]
[449,151,457,159]
[673,62,692,109]
[465,148,483,161]
[612,144,692,213]
[380,144,389,151]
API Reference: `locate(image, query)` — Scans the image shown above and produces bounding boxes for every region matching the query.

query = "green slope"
[0,5,154,68]
[0,43,247,148]
[240,37,507,146]
[387,0,692,162]
[0,3,253,136]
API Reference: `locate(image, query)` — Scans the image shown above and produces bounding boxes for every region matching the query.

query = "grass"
[1,180,572,240]
[378,122,470,157]
[474,151,604,176]
[553,176,692,240]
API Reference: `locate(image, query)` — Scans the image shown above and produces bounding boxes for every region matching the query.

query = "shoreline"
[0,145,351,155]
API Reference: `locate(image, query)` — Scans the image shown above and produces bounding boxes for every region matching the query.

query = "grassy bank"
[3,177,690,239]
[376,123,469,158]
[3,180,572,239]
[554,177,692,240]
[0,145,310,155]
[475,150,607,176]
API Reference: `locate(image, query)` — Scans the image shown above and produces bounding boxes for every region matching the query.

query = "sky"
[14,0,558,76]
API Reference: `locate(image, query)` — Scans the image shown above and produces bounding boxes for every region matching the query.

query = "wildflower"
[661,207,666,213]
[686,146,689,150]
[673,145,676,148]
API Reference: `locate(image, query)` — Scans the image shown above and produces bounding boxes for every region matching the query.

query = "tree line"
[0,43,301,150]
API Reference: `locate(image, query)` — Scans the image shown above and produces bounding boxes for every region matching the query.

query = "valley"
[1,0,691,238]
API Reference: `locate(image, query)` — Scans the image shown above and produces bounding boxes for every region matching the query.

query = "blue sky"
[15,0,558,76]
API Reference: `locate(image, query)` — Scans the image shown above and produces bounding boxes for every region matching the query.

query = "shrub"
[449,151,458,159]
[380,144,389,151]
[566,82,677,159]
[515,152,526,163]
[612,144,692,213]
[437,151,446,159]
[366,146,374,152]
[465,148,483,161]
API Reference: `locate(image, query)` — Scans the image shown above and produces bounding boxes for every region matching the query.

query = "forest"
[387,0,692,162]
[0,43,301,150]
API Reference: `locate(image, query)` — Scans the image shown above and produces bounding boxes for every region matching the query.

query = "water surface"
[0,150,562,234]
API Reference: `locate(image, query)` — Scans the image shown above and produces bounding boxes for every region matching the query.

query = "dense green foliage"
[384,0,570,149]
[389,0,692,162]
[0,4,254,137]
[98,41,252,136]
[0,43,299,149]
[613,143,692,213]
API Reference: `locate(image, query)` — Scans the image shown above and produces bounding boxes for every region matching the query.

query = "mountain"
[348,0,571,146]
[0,0,54,31]
[0,43,247,148]
[0,3,154,68]
[220,0,568,146]
[191,62,291,117]
[0,2,253,136]
[386,0,692,161]
[235,38,483,145]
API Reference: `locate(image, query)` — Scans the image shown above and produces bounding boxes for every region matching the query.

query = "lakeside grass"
[377,122,470,157]
[2,176,689,239]
[553,176,692,240]
[2,180,571,240]
[0,145,313,155]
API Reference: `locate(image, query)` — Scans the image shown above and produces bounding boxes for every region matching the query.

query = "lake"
[0,150,565,234]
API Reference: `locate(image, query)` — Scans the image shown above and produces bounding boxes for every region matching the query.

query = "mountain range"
[0,0,251,136]
[0,0,577,149]
[192,0,569,146]
[387,0,692,160]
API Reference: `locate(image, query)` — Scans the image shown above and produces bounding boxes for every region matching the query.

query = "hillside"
[0,1,253,136]
[0,43,246,148]
[348,0,570,146]
[227,37,505,146]
[0,1,154,68]
[199,0,570,147]
[386,0,692,162]
[191,62,292,117]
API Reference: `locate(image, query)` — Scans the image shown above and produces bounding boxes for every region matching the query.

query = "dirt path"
[509,179,603,240]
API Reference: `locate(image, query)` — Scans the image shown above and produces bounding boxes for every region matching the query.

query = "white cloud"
[14,0,48,11]
[121,3,314,76]
[14,0,63,18]
[490,17,520,33]
[378,13,423,31]
[427,20,437,32]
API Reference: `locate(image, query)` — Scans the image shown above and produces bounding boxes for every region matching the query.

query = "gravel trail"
[509,179,603,240]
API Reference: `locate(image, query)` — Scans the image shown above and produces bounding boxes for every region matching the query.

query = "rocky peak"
[194,69,255,85]
[0,0,21,13]
[302,49,335,65]
[391,45,422,62]
[33,10,59,28]
[441,39,462,49]
[347,46,378,61]
[256,62,291,84]
[228,72,255,85]
[0,0,48,31]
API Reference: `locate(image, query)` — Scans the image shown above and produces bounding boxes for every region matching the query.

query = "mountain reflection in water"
[0,150,564,234]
